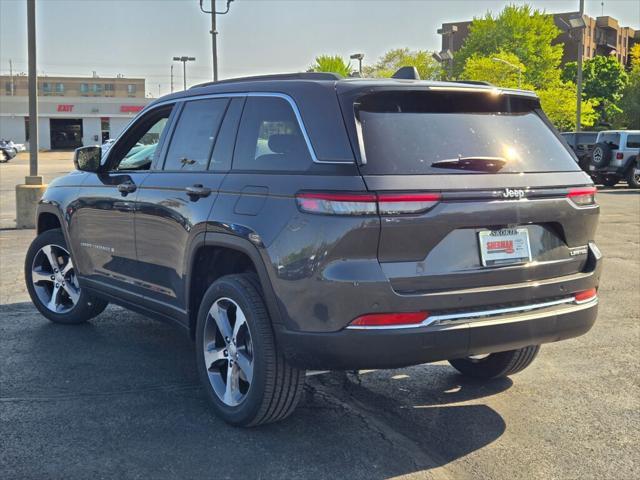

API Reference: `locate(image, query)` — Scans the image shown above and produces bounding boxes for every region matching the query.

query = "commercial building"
[439,13,638,68]
[0,75,151,150]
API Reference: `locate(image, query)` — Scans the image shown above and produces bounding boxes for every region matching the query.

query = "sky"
[1,0,639,97]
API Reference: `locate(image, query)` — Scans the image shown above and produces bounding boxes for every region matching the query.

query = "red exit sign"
[57,104,74,112]
[120,105,144,113]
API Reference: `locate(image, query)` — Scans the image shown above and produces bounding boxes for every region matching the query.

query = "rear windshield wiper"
[430,156,506,172]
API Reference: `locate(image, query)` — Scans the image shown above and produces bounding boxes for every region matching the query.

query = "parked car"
[25,71,602,427]
[588,130,640,188]
[0,139,18,163]
[560,131,598,170]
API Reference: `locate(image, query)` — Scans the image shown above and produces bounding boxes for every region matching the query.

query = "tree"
[453,5,563,88]
[562,55,628,103]
[537,81,598,131]
[309,55,352,77]
[363,48,441,80]
[618,44,640,128]
[461,51,528,88]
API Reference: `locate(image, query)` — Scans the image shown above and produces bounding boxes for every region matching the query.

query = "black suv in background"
[26,72,601,426]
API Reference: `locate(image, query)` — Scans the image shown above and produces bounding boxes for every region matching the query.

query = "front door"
[70,105,175,296]
[134,97,243,313]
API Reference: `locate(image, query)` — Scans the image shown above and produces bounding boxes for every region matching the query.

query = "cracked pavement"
[1,156,639,479]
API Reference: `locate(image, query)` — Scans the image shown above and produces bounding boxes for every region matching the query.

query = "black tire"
[591,142,612,168]
[601,175,619,187]
[195,273,305,427]
[626,157,640,189]
[25,228,108,324]
[448,345,540,379]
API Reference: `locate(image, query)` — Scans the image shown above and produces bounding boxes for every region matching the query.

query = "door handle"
[117,182,137,195]
[185,184,211,198]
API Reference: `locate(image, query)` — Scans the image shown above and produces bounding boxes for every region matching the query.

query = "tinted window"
[626,135,640,148]
[233,96,312,171]
[210,98,244,172]
[599,133,620,149]
[356,91,580,175]
[112,106,173,171]
[164,98,228,171]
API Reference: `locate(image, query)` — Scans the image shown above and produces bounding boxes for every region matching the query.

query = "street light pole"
[576,0,585,131]
[350,53,364,76]
[173,56,196,90]
[27,0,38,177]
[170,64,174,93]
[199,0,235,82]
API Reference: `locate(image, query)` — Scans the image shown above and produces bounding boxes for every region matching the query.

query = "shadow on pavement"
[2,302,507,479]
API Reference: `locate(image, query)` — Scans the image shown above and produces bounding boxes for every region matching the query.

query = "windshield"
[355,91,579,175]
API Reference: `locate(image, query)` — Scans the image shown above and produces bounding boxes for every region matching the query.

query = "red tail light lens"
[616,152,624,160]
[296,192,377,215]
[574,288,597,303]
[567,187,597,207]
[350,312,429,327]
[296,192,441,215]
[377,193,442,215]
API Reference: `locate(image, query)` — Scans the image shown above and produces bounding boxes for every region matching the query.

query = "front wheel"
[448,345,540,379]
[195,274,305,427]
[25,228,108,324]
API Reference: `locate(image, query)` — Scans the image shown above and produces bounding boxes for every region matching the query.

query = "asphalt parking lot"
[1,153,639,479]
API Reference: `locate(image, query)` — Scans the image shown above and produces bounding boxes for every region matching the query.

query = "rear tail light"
[296,192,441,215]
[349,311,429,327]
[574,288,597,303]
[616,152,624,160]
[567,187,597,207]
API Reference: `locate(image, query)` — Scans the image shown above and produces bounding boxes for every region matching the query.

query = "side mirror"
[74,146,102,172]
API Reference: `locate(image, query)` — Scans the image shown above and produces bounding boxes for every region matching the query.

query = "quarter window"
[163,98,228,171]
[233,96,312,171]
[627,135,640,149]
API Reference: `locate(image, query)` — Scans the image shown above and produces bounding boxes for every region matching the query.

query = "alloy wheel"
[31,244,80,313]
[203,297,254,407]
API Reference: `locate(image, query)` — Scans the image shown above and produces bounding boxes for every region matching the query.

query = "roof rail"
[191,72,342,89]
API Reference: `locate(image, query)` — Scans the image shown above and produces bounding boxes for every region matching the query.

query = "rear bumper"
[277,298,598,370]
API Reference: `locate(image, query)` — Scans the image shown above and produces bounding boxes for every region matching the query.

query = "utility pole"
[173,56,196,90]
[27,0,38,176]
[170,64,174,93]
[158,84,161,97]
[9,59,14,96]
[199,0,235,82]
[576,0,585,131]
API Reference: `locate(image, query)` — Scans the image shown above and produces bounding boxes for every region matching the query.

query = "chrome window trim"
[148,92,352,165]
[346,296,598,330]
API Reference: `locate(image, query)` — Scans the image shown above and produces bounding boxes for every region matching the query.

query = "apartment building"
[439,13,638,67]
[2,74,145,98]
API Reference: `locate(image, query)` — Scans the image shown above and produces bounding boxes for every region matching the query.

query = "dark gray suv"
[25,72,602,426]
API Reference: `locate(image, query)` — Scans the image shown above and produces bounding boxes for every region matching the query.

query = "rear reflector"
[574,288,597,303]
[350,312,429,327]
[567,187,597,207]
[296,192,441,215]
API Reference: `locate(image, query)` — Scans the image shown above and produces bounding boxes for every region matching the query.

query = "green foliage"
[309,55,352,77]
[461,51,528,88]
[537,81,598,131]
[618,44,640,129]
[363,48,442,80]
[562,56,628,103]
[453,4,563,88]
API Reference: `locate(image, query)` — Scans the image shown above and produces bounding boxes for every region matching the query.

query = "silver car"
[590,130,640,188]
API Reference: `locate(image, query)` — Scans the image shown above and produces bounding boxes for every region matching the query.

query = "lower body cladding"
[272,245,602,370]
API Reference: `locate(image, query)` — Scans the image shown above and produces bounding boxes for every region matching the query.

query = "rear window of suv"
[598,133,620,149]
[354,91,580,175]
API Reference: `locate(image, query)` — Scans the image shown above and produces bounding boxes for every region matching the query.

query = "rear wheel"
[626,158,640,189]
[448,345,540,379]
[601,175,619,187]
[25,228,108,324]
[195,274,305,426]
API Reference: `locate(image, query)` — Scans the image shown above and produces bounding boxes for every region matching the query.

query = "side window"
[163,98,228,171]
[233,96,312,171]
[210,97,245,172]
[111,106,173,171]
[626,135,640,149]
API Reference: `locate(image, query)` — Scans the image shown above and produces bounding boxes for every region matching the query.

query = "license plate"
[478,228,532,267]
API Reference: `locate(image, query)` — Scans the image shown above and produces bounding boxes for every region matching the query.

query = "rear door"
[340,88,598,295]
[134,97,242,313]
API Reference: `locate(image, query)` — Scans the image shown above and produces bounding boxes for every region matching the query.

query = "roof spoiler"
[391,66,420,80]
